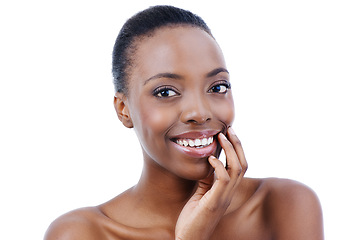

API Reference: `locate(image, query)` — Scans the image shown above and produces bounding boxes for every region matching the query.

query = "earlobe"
[114,92,133,128]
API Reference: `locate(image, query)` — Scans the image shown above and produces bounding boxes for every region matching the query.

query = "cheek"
[132,101,180,163]
[132,99,177,141]
[143,108,172,133]
[212,95,235,127]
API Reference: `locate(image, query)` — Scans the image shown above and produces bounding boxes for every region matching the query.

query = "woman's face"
[121,26,234,180]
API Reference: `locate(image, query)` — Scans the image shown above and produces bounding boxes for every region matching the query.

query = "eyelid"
[212,79,231,87]
[208,80,231,92]
[152,85,180,98]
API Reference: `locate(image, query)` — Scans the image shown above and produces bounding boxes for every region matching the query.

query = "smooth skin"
[45,26,323,239]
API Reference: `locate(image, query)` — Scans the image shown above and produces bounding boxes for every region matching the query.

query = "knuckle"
[235,167,242,177]
[242,162,248,172]
[233,137,242,146]
[223,199,231,209]
[205,203,219,212]
[229,165,242,177]
[219,174,230,184]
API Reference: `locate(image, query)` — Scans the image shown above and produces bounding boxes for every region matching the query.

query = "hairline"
[121,23,215,96]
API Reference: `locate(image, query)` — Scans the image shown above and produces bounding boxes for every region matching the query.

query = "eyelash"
[208,81,231,94]
[152,86,179,98]
[152,81,231,98]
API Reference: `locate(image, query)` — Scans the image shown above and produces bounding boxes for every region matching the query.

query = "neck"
[134,159,197,206]
[129,152,210,225]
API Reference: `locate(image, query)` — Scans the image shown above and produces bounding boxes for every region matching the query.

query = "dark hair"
[112,5,213,94]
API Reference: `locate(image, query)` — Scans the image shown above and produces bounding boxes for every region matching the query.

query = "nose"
[180,94,212,124]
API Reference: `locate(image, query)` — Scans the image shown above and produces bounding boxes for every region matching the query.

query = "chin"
[172,143,223,181]
[176,159,214,181]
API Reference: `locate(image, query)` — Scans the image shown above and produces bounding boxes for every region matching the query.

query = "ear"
[114,92,133,128]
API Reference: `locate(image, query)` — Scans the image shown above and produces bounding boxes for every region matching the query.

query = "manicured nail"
[228,127,235,135]
[209,155,216,161]
[219,132,226,139]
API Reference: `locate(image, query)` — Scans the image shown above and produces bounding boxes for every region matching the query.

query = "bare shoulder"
[44,207,106,240]
[262,178,324,240]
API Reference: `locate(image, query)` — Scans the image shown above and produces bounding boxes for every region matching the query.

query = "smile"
[169,130,220,158]
[176,136,214,148]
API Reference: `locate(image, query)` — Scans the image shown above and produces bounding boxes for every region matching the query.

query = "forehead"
[130,26,226,82]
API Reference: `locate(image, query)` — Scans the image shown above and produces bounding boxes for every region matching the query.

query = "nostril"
[180,99,212,124]
[186,117,211,124]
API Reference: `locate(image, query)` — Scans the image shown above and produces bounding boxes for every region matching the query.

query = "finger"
[198,156,230,204]
[208,155,230,185]
[217,133,242,179]
[226,127,248,176]
[218,131,246,196]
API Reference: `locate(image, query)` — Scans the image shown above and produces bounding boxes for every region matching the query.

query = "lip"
[169,130,220,158]
[170,130,220,140]
[171,139,217,158]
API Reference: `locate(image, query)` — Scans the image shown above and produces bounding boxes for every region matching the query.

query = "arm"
[265,179,324,240]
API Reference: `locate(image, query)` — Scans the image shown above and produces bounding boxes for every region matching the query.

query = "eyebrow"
[206,67,229,78]
[144,73,183,86]
[143,67,229,86]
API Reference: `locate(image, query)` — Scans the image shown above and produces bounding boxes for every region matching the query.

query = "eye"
[209,81,231,94]
[153,86,179,98]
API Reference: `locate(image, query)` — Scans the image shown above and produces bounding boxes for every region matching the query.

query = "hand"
[175,127,248,240]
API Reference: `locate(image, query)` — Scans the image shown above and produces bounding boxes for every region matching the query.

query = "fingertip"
[228,126,235,135]
[208,155,216,162]
[218,132,227,142]
[227,127,242,146]
[218,132,225,138]
[208,155,220,166]
[208,155,228,180]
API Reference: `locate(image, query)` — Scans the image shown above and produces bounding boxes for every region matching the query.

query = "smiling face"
[115,26,235,180]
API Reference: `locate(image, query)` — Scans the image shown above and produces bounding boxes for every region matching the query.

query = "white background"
[1,0,359,239]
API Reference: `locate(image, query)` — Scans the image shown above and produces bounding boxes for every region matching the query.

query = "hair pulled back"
[112,5,212,94]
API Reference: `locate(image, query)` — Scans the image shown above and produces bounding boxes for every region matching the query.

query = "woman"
[45,5,323,239]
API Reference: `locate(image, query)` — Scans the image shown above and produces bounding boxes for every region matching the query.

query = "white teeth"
[175,136,214,148]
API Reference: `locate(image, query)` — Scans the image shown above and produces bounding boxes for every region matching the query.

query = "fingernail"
[219,132,226,139]
[228,127,235,135]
